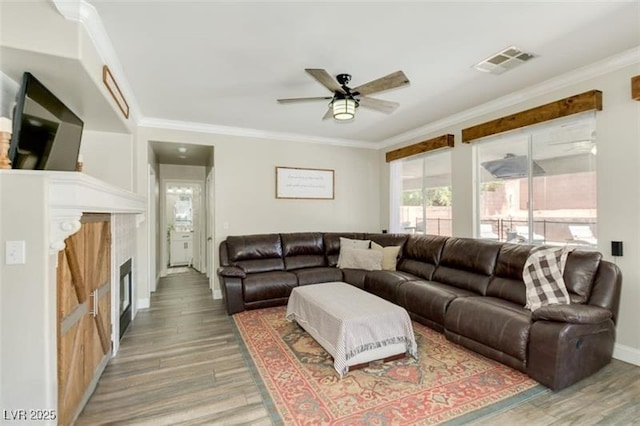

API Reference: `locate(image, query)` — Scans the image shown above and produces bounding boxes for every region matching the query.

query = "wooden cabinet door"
[82,218,111,387]
[57,214,111,426]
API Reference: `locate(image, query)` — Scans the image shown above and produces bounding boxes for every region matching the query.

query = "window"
[390,149,452,236]
[168,186,193,231]
[476,113,596,247]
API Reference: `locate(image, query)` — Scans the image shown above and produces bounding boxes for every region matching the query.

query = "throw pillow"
[339,237,370,249]
[337,237,370,267]
[523,246,573,311]
[338,247,383,271]
[371,242,401,271]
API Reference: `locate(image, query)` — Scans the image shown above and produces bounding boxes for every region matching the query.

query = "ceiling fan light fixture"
[332,98,357,120]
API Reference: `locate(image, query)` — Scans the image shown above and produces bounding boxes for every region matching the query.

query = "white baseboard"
[213,290,222,300]
[613,343,640,366]
[137,298,150,310]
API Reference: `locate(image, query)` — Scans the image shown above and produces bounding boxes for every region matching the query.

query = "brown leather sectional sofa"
[217,232,622,390]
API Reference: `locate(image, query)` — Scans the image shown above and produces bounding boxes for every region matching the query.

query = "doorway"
[161,180,204,275]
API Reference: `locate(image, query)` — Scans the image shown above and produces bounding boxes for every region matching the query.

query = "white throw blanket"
[286,282,418,376]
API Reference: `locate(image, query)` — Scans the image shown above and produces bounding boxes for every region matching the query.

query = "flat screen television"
[9,72,83,171]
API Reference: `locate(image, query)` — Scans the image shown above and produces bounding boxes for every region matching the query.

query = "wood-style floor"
[76,269,273,425]
[78,269,640,425]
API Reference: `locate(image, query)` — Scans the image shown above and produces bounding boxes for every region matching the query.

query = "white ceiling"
[150,141,214,167]
[86,1,639,147]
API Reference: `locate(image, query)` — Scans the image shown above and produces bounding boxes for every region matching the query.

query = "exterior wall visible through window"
[475,113,597,247]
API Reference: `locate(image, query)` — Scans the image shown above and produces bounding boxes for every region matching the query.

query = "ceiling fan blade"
[353,70,410,96]
[305,69,346,94]
[322,108,333,120]
[358,96,399,113]
[277,96,333,103]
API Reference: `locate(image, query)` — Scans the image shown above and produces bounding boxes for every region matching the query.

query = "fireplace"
[119,259,132,339]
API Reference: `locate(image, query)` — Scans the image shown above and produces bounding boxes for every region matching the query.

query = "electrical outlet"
[5,241,26,265]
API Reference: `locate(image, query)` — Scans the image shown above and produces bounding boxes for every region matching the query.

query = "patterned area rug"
[233,306,546,425]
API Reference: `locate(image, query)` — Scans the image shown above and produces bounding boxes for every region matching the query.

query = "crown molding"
[51,0,142,122]
[49,2,639,152]
[379,46,640,149]
[138,117,376,149]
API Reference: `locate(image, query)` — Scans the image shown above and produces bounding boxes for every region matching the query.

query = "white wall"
[111,213,138,352]
[159,163,206,181]
[135,129,381,298]
[81,130,134,191]
[379,63,640,362]
[0,0,80,60]
[0,174,56,414]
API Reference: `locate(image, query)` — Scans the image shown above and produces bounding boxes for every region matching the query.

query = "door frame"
[148,165,157,292]
[205,169,216,291]
[160,179,204,275]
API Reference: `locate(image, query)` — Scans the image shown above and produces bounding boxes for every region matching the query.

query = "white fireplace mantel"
[0,170,146,253]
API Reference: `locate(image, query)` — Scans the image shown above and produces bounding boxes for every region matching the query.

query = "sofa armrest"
[532,304,612,324]
[217,266,246,279]
[527,319,615,390]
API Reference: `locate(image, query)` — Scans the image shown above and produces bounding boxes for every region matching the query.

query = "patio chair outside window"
[515,226,545,243]
[569,225,597,245]
[480,224,498,240]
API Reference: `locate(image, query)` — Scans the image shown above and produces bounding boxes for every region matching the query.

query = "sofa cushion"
[371,242,402,271]
[398,280,476,330]
[281,232,324,256]
[243,271,298,303]
[564,250,602,303]
[281,232,326,270]
[341,269,368,289]
[486,243,533,305]
[226,234,285,273]
[323,233,367,267]
[532,304,612,324]
[364,270,416,303]
[397,234,448,280]
[226,234,282,261]
[444,297,532,362]
[367,233,409,252]
[234,258,285,274]
[294,267,343,286]
[432,238,501,294]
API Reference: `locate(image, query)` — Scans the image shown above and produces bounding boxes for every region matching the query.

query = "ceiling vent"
[474,46,536,75]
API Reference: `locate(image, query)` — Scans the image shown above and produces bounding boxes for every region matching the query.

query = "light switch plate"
[6,241,26,265]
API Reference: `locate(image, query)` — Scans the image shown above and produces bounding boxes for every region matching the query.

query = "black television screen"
[9,72,83,171]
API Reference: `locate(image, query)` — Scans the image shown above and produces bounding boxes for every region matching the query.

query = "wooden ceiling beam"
[462,90,602,143]
[632,76,640,101]
[385,134,454,162]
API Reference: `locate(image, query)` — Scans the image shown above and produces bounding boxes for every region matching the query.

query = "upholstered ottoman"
[286,281,418,376]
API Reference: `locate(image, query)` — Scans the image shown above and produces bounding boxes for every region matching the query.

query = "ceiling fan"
[277,69,410,121]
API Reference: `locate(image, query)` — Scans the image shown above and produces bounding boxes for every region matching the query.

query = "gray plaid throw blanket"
[523,246,573,311]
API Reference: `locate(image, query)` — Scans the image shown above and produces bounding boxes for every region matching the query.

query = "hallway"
[76,269,272,425]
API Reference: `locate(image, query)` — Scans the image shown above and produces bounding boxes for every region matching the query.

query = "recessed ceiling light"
[178,147,187,153]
